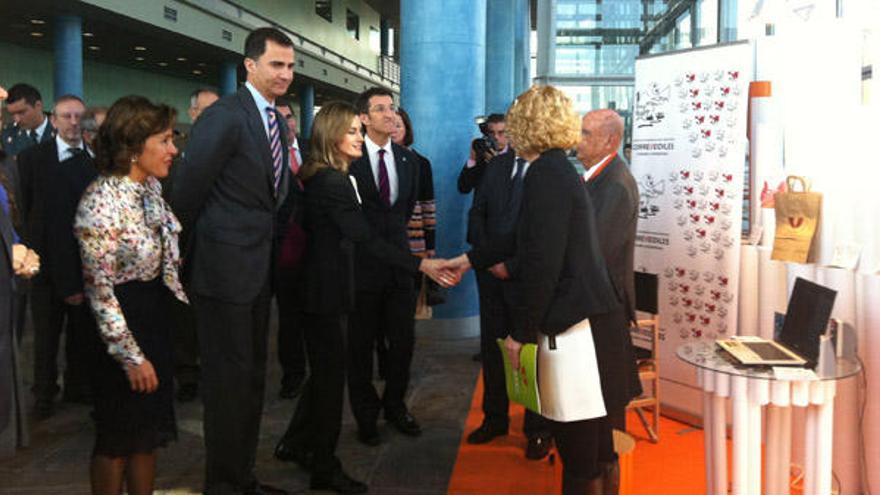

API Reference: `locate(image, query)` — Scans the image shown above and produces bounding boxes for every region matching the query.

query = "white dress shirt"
[245,81,273,139]
[582,153,614,182]
[55,135,91,162]
[33,117,49,141]
[364,134,398,205]
[510,156,531,179]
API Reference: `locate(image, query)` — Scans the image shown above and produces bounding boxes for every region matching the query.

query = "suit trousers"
[193,283,271,495]
[275,284,307,387]
[549,414,615,482]
[476,271,549,437]
[590,307,642,431]
[171,297,199,387]
[279,312,346,478]
[30,283,98,400]
[347,286,416,427]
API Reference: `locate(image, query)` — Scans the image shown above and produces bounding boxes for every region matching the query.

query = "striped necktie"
[267,106,283,193]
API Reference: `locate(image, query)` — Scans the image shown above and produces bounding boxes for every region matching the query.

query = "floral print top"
[74,175,188,370]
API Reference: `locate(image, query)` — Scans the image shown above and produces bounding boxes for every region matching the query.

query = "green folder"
[496,339,541,414]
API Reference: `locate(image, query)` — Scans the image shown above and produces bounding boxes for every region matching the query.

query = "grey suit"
[585,155,642,429]
[171,86,290,494]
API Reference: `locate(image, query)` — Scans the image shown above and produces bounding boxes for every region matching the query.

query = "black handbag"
[424,279,447,306]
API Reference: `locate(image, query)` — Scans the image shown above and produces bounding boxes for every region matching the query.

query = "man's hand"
[64,293,85,306]
[12,245,40,279]
[504,335,523,371]
[488,262,510,280]
[126,359,159,394]
[439,254,472,281]
[419,258,461,288]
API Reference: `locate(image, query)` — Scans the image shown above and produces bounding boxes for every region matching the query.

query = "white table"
[677,342,860,495]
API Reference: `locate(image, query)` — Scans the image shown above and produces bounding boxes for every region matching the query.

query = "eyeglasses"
[369,104,397,114]
[55,112,84,121]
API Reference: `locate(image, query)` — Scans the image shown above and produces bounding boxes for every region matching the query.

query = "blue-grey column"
[53,15,83,99]
[514,0,531,95]
[401,0,486,318]
[220,61,238,96]
[299,83,314,139]
[485,0,516,114]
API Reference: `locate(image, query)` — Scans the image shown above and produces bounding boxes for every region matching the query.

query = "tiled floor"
[2,307,482,495]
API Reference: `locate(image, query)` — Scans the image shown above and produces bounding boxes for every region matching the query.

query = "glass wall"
[554,0,642,76]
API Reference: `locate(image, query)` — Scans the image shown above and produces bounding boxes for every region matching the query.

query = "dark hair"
[276,97,294,114]
[189,88,219,107]
[299,101,358,181]
[355,86,394,115]
[6,83,42,106]
[244,27,293,60]
[94,95,177,176]
[486,113,506,125]
[396,107,414,147]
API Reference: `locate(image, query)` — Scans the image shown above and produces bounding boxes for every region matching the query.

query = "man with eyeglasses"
[345,86,423,446]
[17,94,100,419]
[1,83,55,158]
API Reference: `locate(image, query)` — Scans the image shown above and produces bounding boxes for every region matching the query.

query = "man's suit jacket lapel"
[585,155,621,195]
[237,88,275,193]
[40,121,56,144]
[351,144,380,205]
[391,143,411,206]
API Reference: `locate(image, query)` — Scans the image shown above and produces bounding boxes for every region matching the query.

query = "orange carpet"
[447,375,725,495]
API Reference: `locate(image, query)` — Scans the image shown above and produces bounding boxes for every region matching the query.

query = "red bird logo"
[714,101,725,110]
[695,116,705,124]
[721,87,731,95]
[680,170,690,179]
[686,313,697,323]
[706,303,717,313]
[684,186,695,195]
[715,188,726,197]
[700,316,711,325]
[690,214,701,223]
[723,174,733,182]
[692,102,702,110]
[680,284,690,294]
[728,71,739,80]
[718,276,729,286]
[704,215,716,224]
[701,129,712,138]
[690,89,700,97]
[710,290,722,300]
[709,115,720,124]
[683,298,693,307]
[789,217,804,228]
[686,73,696,82]
[696,228,707,238]
[709,202,720,211]
[675,267,686,277]
[687,199,697,209]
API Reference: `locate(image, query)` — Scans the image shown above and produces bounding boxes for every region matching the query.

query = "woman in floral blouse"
[74,95,186,495]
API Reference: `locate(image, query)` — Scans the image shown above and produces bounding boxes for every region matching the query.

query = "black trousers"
[193,284,271,495]
[279,312,346,478]
[476,271,549,437]
[347,286,416,427]
[549,415,615,482]
[171,297,199,388]
[30,283,98,400]
[275,283,307,387]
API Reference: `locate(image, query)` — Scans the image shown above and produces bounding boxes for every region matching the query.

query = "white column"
[731,375,749,495]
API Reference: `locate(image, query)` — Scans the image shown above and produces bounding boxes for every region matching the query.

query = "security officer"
[2,83,55,157]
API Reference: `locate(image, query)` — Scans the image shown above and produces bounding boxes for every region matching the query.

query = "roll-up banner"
[631,42,753,412]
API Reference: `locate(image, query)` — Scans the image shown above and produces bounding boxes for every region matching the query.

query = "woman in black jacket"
[446,85,621,494]
[273,101,452,494]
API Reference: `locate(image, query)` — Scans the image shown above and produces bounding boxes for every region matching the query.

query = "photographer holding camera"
[457,113,508,196]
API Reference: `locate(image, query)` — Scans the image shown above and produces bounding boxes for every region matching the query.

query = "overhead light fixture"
[83,32,94,37]
[30,19,46,25]
[198,62,207,67]
[176,57,187,62]
[135,56,145,61]
[157,62,168,67]
[30,32,44,37]
[134,46,147,51]
[192,69,203,75]
[88,45,100,51]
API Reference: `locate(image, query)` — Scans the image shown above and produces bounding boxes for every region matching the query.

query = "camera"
[472,115,498,158]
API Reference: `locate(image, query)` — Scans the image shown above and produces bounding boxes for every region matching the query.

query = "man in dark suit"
[273,98,307,400]
[168,88,219,404]
[17,94,99,419]
[1,84,55,158]
[171,27,295,495]
[464,148,552,459]
[577,108,643,493]
[347,87,422,446]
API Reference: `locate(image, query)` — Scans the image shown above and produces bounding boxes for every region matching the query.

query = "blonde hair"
[299,101,358,181]
[505,85,580,156]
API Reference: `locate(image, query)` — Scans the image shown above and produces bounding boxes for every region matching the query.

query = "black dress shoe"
[245,482,288,495]
[356,425,382,446]
[466,423,508,444]
[274,442,313,471]
[176,383,198,403]
[311,466,368,494]
[386,412,421,437]
[279,377,305,400]
[525,435,553,460]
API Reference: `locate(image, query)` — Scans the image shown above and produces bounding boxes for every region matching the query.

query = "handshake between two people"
[418,254,511,289]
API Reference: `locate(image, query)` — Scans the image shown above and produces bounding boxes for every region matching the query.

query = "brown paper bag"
[771,176,822,263]
[414,277,432,320]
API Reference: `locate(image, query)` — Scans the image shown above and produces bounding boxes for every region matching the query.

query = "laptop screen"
[779,277,837,367]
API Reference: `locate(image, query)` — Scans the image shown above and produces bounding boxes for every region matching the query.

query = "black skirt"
[91,278,176,457]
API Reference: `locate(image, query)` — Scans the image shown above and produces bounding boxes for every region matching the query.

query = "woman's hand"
[419,258,460,288]
[126,359,159,394]
[504,335,524,371]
